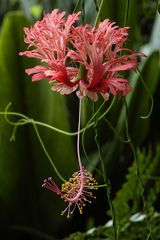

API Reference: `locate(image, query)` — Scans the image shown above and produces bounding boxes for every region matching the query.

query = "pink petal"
[25,66,47,81]
[31,73,46,81]
[108,61,139,71]
[26,66,47,74]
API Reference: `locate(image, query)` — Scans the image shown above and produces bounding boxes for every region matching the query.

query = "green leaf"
[0,11,38,232]
[127,51,160,143]
[0,11,77,237]
[103,51,160,175]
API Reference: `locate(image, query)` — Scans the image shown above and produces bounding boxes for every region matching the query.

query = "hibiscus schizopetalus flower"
[42,167,98,218]
[20,9,144,101]
[20,9,80,95]
[69,21,144,101]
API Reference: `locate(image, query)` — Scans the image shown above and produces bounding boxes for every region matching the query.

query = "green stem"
[137,68,154,119]
[82,97,116,175]
[94,0,105,27]
[124,98,153,239]
[0,98,115,182]
[97,96,116,122]
[1,104,66,182]
[102,118,130,143]
[73,0,81,13]
[77,98,83,172]
[33,123,66,182]
[94,105,117,240]
[123,0,130,27]
[0,98,115,137]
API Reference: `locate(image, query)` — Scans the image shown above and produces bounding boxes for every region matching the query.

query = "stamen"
[60,167,98,217]
[42,177,61,195]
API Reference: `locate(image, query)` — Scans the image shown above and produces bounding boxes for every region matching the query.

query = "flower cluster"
[20,9,143,101]
[42,167,98,218]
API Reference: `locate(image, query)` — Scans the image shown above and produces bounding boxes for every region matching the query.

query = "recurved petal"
[25,65,48,81]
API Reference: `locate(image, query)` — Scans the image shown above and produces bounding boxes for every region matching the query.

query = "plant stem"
[77,98,83,172]
[94,0,105,27]
[94,103,117,240]
[33,123,66,182]
[123,0,130,27]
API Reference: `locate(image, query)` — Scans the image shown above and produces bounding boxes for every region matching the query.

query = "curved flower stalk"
[20,9,144,101]
[42,99,98,218]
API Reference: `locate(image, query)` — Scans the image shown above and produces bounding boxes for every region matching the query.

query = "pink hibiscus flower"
[20,9,144,101]
[69,20,144,101]
[19,9,80,95]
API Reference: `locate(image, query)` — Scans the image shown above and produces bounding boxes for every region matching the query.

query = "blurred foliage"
[109,146,160,226]
[65,146,160,240]
[0,0,160,239]
[65,212,160,240]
